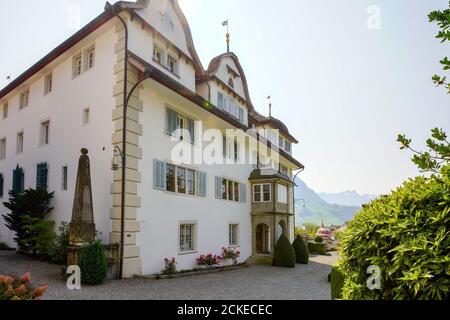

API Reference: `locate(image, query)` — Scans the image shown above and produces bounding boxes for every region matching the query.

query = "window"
[279,136,284,149]
[280,165,289,176]
[153,44,164,64]
[253,184,271,202]
[2,103,8,119]
[16,132,24,154]
[86,47,95,70]
[44,74,53,94]
[62,166,68,191]
[19,90,29,109]
[216,91,245,123]
[0,138,5,160]
[40,120,50,146]
[73,54,82,77]
[177,167,186,194]
[229,224,239,246]
[217,177,242,202]
[167,55,178,74]
[179,224,195,252]
[0,173,3,198]
[187,169,195,195]
[160,161,203,196]
[285,141,292,153]
[277,184,288,204]
[228,78,234,89]
[234,182,240,202]
[36,162,48,190]
[166,164,176,192]
[83,108,90,126]
[165,107,195,143]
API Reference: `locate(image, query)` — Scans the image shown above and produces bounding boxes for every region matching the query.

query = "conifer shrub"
[330,265,345,300]
[339,165,450,300]
[273,234,296,268]
[308,242,327,255]
[78,240,107,285]
[292,236,309,264]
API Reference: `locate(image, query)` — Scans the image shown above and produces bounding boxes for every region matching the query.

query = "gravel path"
[0,250,338,300]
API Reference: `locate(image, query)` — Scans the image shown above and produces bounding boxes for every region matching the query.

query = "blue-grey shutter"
[36,162,48,190]
[12,165,24,194]
[240,183,247,203]
[165,108,178,136]
[153,159,166,190]
[218,92,224,109]
[239,107,244,123]
[187,118,195,144]
[197,171,207,197]
[0,173,3,198]
[215,176,222,199]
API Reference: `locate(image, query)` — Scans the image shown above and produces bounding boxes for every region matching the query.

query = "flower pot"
[221,259,233,267]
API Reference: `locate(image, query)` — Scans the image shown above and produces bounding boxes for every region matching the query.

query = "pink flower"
[20,272,31,283]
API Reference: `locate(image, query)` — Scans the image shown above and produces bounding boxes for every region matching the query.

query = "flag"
[222,20,228,27]
[267,95,271,100]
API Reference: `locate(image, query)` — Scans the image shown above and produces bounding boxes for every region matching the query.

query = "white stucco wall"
[0,26,117,246]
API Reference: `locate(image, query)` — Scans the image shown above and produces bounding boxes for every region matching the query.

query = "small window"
[2,103,8,119]
[73,54,82,77]
[253,184,271,202]
[0,138,6,160]
[167,55,178,74]
[166,164,176,193]
[16,132,24,154]
[277,184,288,204]
[229,224,239,246]
[187,169,195,195]
[62,166,68,191]
[153,45,164,64]
[86,47,95,70]
[285,141,292,153]
[177,167,186,194]
[36,162,48,190]
[40,120,50,146]
[19,90,29,109]
[44,74,53,94]
[179,224,195,252]
[83,108,90,126]
[228,78,234,89]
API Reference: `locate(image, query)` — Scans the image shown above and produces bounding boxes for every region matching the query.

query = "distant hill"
[318,191,378,207]
[294,179,364,226]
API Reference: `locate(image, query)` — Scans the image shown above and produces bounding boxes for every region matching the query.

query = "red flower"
[20,272,31,283]
[33,285,48,299]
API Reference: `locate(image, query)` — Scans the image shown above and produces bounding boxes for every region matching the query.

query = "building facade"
[0,0,304,277]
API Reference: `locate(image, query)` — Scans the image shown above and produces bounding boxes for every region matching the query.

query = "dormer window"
[228,78,234,89]
[153,45,164,64]
[167,55,178,74]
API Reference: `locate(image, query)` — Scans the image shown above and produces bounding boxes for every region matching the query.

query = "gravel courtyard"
[0,250,338,300]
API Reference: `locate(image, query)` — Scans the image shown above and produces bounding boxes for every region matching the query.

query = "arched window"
[228,78,234,89]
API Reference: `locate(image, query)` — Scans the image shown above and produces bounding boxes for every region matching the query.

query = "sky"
[0,0,448,195]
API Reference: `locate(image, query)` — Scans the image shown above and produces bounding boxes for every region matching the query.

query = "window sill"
[178,250,197,256]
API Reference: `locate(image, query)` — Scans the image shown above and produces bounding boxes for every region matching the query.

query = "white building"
[0,0,304,277]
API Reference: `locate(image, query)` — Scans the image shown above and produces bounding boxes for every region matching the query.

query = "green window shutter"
[215,176,222,199]
[197,171,207,197]
[240,183,247,203]
[153,159,166,190]
[187,118,195,144]
[36,162,48,190]
[0,173,4,198]
[12,165,24,194]
[165,108,178,136]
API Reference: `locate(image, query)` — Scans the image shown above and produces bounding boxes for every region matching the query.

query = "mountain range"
[294,179,378,226]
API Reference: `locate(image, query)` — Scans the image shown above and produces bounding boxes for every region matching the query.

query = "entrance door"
[256,224,270,254]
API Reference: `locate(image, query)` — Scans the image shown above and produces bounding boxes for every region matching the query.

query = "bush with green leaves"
[314,236,324,243]
[330,265,345,300]
[292,236,309,264]
[2,188,54,254]
[273,234,296,268]
[308,242,327,255]
[78,240,107,285]
[339,165,450,300]
[46,222,70,265]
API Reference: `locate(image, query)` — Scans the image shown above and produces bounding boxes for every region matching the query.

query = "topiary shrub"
[339,165,450,300]
[308,242,327,255]
[314,236,324,243]
[78,240,107,285]
[330,265,345,300]
[292,236,309,264]
[273,234,296,268]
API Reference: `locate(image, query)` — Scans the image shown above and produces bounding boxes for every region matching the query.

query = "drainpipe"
[292,168,305,235]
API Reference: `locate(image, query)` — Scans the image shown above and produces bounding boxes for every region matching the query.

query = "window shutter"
[215,176,222,199]
[187,118,195,144]
[0,173,3,198]
[12,165,24,194]
[153,159,166,190]
[239,107,244,123]
[240,183,247,203]
[36,162,48,190]
[197,171,207,197]
[165,108,178,136]
[218,92,224,109]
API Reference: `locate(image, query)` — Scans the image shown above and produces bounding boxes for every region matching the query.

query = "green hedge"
[339,165,450,300]
[273,234,296,268]
[292,236,309,264]
[308,242,327,255]
[330,265,345,300]
[79,240,107,285]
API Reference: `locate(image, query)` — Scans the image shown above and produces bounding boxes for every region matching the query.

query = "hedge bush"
[330,265,345,300]
[339,165,450,300]
[78,240,107,285]
[314,236,324,243]
[292,236,309,264]
[308,242,327,255]
[273,234,296,268]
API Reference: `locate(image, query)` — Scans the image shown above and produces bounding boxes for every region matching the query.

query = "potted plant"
[196,254,221,270]
[161,257,177,276]
[221,247,240,266]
